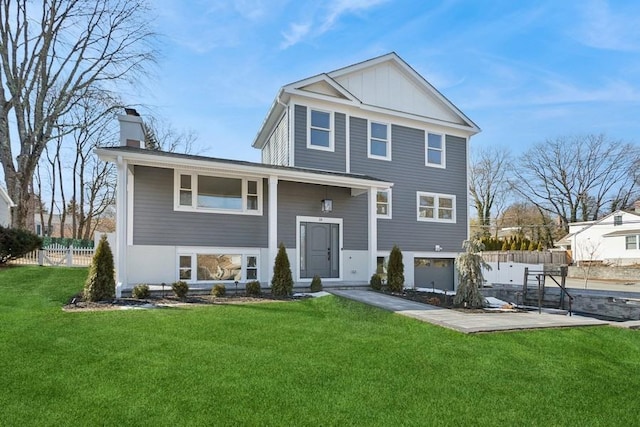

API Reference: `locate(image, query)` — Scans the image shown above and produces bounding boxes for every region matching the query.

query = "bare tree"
[0,0,156,228]
[469,145,511,237]
[511,135,640,233]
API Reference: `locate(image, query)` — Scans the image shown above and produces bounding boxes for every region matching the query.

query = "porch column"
[368,187,377,278]
[115,156,128,297]
[268,175,278,286]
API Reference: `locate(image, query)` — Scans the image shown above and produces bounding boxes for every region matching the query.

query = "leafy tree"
[271,243,293,296]
[454,240,490,309]
[83,234,115,301]
[387,245,404,293]
[0,226,42,264]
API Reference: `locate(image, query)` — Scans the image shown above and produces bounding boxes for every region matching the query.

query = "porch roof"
[95,146,393,191]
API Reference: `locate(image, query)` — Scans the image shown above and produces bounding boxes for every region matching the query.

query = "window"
[308,109,333,150]
[246,255,258,280]
[369,122,390,160]
[626,235,639,250]
[614,215,623,226]
[426,132,445,167]
[417,192,456,223]
[178,251,259,282]
[376,189,391,218]
[176,172,262,215]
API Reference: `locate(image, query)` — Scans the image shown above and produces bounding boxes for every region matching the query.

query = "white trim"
[425,132,446,168]
[368,188,377,278]
[175,247,261,284]
[126,166,134,246]
[296,216,343,282]
[115,156,128,298]
[345,115,350,173]
[0,185,14,207]
[367,120,392,161]
[307,107,334,152]
[376,188,392,219]
[411,251,459,258]
[417,192,456,223]
[174,170,263,215]
[268,175,278,285]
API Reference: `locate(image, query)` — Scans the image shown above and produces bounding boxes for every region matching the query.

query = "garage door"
[414,258,455,291]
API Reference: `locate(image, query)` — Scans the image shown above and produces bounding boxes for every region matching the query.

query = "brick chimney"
[118,108,145,148]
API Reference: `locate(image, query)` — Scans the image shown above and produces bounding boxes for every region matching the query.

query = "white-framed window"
[307,108,333,151]
[626,235,639,250]
[177,249,259,283]
[368,121,391,160]
[426,132,445,167]
[175,171,262,215]
[417,192,456,223]
[376,189,392,219]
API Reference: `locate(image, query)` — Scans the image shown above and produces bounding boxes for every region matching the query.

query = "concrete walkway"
[330,290,610,334]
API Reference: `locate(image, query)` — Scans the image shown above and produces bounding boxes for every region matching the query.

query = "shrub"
[245,280,261,296]
[83,234,115,302]
[454,239,490,309]
[310,275,322,292]
[132,284,150,299]
[172,280,189,298]
[271,243,293,296]
[370,273,382,291]
[426,297,441,306]
[0,226,42,264]
[387,245,405,293]
[212,284,226,297]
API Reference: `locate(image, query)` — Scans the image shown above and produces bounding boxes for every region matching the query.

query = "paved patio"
[330,289,610,333]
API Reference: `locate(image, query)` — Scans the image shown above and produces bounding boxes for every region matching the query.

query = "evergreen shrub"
[310,275,322,292]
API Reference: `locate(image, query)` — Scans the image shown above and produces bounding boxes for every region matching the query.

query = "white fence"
[11,244,94,267]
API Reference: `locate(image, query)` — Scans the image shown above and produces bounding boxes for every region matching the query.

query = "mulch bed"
[63,292,310,312]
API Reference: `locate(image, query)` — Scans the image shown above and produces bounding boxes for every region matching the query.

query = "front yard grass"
[1,266,639,426]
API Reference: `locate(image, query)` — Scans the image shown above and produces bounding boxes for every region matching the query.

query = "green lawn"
[1,266,639,426]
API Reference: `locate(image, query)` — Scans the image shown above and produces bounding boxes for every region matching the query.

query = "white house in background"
[0,185,15,227]
[557,203,640,266]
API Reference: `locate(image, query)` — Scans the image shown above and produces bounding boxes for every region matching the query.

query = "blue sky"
[135,0,640,162]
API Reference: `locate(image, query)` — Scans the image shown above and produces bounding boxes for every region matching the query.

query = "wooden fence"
[480,250,569,266]
[10,244,94,267]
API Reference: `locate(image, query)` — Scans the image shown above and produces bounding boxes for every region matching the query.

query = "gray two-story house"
[97,53,480,295]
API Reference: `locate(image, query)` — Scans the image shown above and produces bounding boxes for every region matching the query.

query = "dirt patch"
[63,292,310,312]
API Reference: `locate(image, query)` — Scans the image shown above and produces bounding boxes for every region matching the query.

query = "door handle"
[327,248,331,261]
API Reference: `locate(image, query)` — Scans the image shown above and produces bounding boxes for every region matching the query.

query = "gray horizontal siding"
[350,118,468,252]
[293,105,346,172]
[277,180,368,250]
[133,166,268,247]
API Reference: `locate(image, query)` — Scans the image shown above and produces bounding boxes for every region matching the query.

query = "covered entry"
[414,258,455,291]
[299,219,341,279]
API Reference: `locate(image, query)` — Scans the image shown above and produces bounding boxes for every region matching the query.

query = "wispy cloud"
[571,0,640,51]
[280,0,388,49]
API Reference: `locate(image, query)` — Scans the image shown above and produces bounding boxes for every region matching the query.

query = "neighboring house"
[97,53,480,294]
[556,203,640,266]
[0,185,15,227]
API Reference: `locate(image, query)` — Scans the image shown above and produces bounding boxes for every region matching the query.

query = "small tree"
[387,245,404,293]
[0,226,42,264]
[271,243,293,296]
[83,234,115,301]
[310,275,323,292]
[454,240,491,309]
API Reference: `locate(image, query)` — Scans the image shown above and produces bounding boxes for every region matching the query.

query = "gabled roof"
[0,185,15,207]
[253,52,480,149]
[561,209,640,240]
